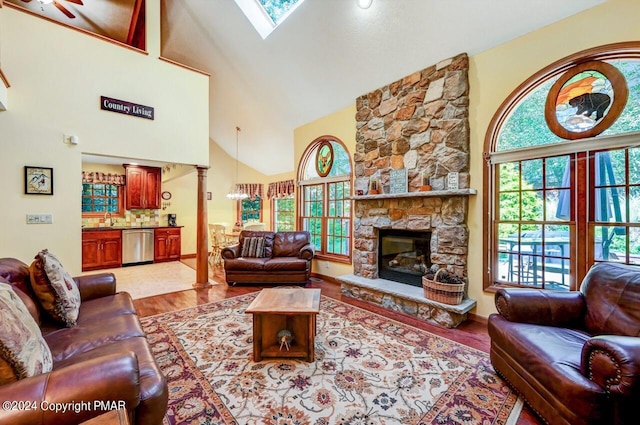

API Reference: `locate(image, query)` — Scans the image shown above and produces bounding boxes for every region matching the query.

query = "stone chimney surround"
[338,53,477,328]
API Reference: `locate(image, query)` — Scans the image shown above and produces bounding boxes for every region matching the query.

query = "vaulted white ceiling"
[160,0,605,175]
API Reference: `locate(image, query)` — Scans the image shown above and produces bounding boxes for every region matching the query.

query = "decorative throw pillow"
[0,282,53,385]
[241,237,265,258]
[29,249,81,327]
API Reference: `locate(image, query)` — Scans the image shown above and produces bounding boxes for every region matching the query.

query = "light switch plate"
[26,214,53,224]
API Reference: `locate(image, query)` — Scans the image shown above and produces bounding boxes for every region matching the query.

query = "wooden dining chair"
[208,224,231,266]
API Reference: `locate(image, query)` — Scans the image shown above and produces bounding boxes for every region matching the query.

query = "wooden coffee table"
[245,288,321,362]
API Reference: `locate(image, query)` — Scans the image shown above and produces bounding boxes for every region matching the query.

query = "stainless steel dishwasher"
[122,229,154,266]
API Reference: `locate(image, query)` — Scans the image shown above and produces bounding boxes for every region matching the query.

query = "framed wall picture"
[24,166,53,195]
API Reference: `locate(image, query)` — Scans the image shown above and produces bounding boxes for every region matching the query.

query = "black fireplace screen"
[378,229,432,287]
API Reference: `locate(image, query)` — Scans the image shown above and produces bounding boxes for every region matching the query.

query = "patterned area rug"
[141,293,522,425]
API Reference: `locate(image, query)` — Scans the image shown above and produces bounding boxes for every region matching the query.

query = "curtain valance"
[267,179,295,199]
[82,171,126,186]
[237,183,263,200]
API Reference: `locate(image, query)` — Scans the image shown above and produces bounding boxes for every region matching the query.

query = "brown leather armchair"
[222,230,314,285]
[488,262,640,425]
[0,258,167,425]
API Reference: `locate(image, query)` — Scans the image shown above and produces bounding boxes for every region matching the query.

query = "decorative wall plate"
[315,140,334,177]
[161,191,172,200]
[545,60,628,140]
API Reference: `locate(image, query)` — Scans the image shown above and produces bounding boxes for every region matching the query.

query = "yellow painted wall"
[0,2,209,274]
[206,139,267,232]
[294,104,357,278]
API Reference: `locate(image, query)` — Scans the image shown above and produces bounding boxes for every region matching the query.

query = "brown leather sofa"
[0,257,167,425]
[222,230,314,285]
[488,262,640,425]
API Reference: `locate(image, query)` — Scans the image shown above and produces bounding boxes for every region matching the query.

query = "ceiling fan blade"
[54,1,75,18]
[20,0,33,3]
[65,0,84,5]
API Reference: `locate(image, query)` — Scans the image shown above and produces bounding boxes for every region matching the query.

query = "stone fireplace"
[337,53,477,328]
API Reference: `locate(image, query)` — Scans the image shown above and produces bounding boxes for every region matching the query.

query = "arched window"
[484,42,640,291]
[298,136,352,261]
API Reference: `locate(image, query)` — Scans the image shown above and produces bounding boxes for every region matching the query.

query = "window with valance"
[237,183,264,224]
[269,179,295,231]
[82,172,126,216]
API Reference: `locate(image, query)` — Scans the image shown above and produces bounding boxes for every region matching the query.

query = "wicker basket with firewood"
[422,268,466,305]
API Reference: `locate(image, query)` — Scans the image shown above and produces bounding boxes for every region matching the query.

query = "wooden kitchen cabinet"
[154,227,181,262]
[82,230,122,271]
[124,165,161,210]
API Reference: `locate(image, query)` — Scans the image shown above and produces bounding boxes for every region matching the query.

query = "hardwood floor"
[133,263,541,425]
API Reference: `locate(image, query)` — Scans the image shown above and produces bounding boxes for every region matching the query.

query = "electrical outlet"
[324,261,330,269]
[26,214,53,224]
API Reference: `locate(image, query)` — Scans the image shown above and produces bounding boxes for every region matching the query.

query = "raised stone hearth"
[338,274,476,328]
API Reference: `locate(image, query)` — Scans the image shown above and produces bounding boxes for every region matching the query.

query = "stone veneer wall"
[353,53,471,280]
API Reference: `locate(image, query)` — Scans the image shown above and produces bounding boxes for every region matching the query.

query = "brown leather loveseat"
[0,257,167,425]
[222,230,314,285]
[488,262,640,425]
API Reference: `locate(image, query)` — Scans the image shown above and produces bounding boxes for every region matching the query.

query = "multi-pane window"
[495,156,572,289]
[239,197,262,224]
[273,196,295,232]
[298,138,352,260]
[591,148,640,265]
[82,184,121,215]
[301,184,323,251]
[327,181,350,256]
[486,47,640,291]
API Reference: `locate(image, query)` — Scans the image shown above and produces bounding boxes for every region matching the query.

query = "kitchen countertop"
[82,225,183,231]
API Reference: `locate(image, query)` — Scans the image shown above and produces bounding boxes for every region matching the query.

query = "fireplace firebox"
[378,229,432,287]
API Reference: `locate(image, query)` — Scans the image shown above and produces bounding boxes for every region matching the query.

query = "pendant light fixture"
[356,0,373,9]
[226,126,249,200]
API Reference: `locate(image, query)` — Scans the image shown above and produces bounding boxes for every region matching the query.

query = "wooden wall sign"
[101,96,154,120]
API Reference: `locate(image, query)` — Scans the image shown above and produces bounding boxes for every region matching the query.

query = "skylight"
[234,0,305,39]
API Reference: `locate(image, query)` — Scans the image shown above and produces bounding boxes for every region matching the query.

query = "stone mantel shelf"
[349,188,477,201]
